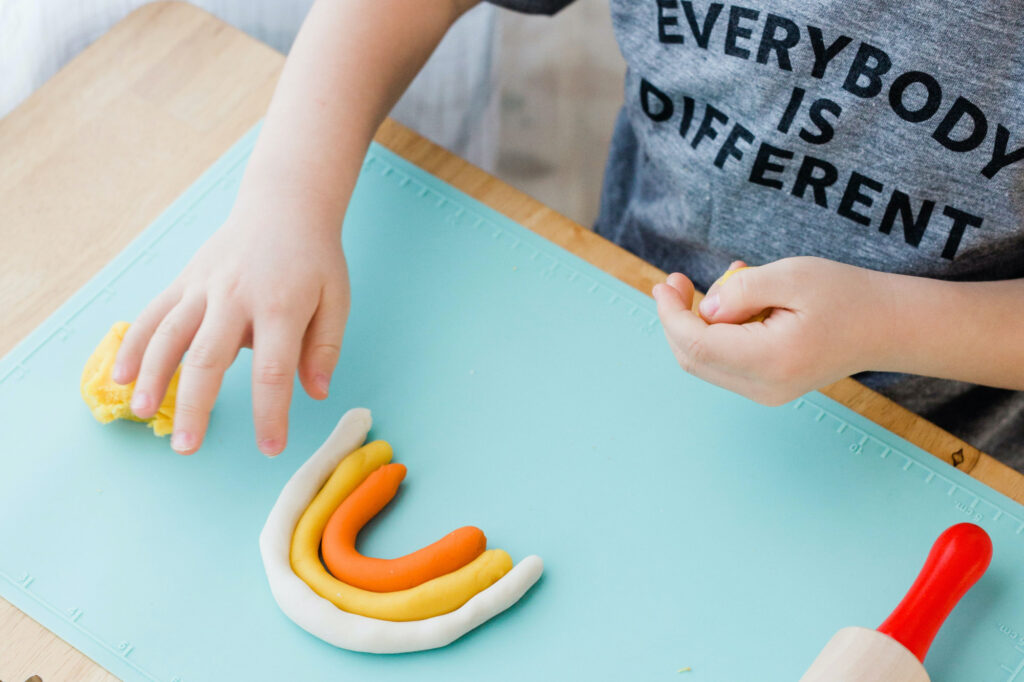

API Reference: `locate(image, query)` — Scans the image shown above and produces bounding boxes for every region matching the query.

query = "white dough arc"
[259,407,544,654]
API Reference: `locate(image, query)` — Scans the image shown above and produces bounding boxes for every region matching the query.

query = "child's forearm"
[876,273,1024,390]
[234,0,479,232]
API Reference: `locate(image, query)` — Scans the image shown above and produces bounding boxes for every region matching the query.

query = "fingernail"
[700,293,720,319]
[131,390,152,414]
[258,438,281,456]
[315,372,330,397]
[171,431,194,454]
[112,362,127,384]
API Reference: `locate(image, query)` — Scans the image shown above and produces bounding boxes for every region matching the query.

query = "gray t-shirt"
[490,0,1024,468]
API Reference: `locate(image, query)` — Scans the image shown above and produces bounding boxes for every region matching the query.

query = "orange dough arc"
[321,463,488,592]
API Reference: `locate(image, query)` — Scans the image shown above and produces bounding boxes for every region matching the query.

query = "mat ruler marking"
[792,397,1024,533]
[0,131,254,681]
[791,396,1024,681]
[0,362,27,384]
[0,566,177,681]
[364,148,662,334]
[998,623,1024,681]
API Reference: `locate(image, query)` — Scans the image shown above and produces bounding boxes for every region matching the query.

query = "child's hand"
[111,212,350,456]
[100,0,486,456]
[651,257,890,406]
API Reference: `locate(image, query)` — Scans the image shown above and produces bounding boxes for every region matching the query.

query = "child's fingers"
[652,282,689,317]
[132,295,206,420]
[658,305,712,372]
[660,306,768,380]
[114,286,182,384]
[655,288,736,385]
[298,282,349,400]
[170,302,246,454]
[251,315,304,456]
[699,322,775,380]
[665,272,695,304]
[689,323,799,405]
[654,272,697,316]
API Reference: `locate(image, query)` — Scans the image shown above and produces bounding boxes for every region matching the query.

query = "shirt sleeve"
[486,0,576,15]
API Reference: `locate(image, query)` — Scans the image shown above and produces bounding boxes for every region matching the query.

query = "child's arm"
[652,257,1024,405]
[112,0,481,455]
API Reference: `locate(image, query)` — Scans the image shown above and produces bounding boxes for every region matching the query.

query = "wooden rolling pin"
[800,523,993,682]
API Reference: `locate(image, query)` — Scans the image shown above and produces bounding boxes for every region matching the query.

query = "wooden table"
[1,3,1021,679]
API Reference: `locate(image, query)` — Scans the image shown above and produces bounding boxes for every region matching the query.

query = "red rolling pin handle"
[877,522,993,662]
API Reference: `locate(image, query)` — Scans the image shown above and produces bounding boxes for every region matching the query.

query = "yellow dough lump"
[81,321,179,436]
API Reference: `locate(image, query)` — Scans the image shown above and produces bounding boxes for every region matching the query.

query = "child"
[112,0,1024,468]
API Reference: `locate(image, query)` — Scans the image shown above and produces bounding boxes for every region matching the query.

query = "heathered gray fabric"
[490,0,573,13]
[490,0,1024,468]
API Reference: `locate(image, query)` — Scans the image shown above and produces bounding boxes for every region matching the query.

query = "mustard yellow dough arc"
[289,440,514,622]
[81,321,179,436]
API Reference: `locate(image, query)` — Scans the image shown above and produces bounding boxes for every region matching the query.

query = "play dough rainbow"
[259,408,543,654]
[289,441,513,620]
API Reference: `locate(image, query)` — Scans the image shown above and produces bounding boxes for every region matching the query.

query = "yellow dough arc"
[289,440,514,621]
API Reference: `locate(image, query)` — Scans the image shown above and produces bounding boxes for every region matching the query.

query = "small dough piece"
[290,441,513,621]
[260,408,544,653]
[321,462,487,592]
[81,322,178,436]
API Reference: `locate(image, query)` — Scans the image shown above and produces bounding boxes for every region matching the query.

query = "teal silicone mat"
[2,125,1024,681]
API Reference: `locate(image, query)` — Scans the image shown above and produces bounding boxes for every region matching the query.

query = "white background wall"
[0,0,501,170]
[1,0,625,225]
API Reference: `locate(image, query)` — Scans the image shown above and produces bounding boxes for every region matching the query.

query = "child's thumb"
[699,265,782,324]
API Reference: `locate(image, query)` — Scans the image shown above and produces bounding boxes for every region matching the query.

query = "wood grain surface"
[1,2,1020,679]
